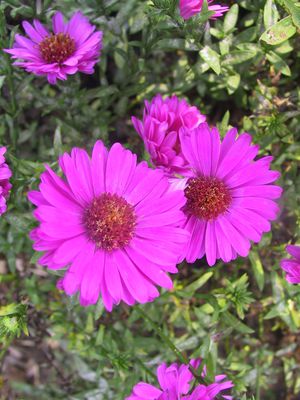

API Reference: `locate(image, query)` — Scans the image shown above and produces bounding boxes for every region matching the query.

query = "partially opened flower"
[280,245,300,284]
[126,359,233,399]
[28,141,189,310]
[179,0,229,20]
[0,147,12,215]
[132,94,206,176]
[189,375,233,400]
[4,11,102,84]
[173,123,282,266]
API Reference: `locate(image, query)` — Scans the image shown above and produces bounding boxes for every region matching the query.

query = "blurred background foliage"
[0,0,300,399]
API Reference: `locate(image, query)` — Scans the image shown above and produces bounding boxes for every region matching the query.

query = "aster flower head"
[173,123,282,266]
[28,141,189,311]
[0,147,12,215]
[126,359,233,399]
[132,94,206,176]
[4,11,103,84]
[179,0,229,20]
[280,245,300,284]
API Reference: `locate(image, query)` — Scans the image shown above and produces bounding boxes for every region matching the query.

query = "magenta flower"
[132,94,206,176]
[172,123,282,266]
[280,245,300,284]
[179,0,229,20]
[0,147,12,215]
[126,359,233,399]
[4,11,103,84]
[28,141,189,310]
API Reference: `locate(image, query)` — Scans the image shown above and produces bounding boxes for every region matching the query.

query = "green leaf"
[282,0,300,28]
[200,46,221,75]
[227,73,241,94]
[184,272,213,294]
[266,51,291,76]
[223,49,258,65]
[156,38,198,51]
[0,303,21,317]
[224,4,239,33]
[222,311,254,334]
[0,76,5,90]
[260,16,297,45]
[249,251,265,292]
[53,124,63,155]
[219,110,230,135]
[264,0,279,29]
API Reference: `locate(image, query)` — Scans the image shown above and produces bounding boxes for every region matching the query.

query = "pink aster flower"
[172,123,282,266]
[0,147,12,215]
[126,359,233,399]
[132,94,206,176]
[4,11,103,84]
[28,141,189,310]
[280,245,300,284]
[179,0,229,20]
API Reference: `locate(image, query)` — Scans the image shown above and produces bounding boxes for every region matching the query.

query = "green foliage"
[0,0,300,399]
[0,303,28,339]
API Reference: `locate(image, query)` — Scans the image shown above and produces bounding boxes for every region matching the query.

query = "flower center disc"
[184,176,231,220]
[83,193,137,251]
[39,33,76,64]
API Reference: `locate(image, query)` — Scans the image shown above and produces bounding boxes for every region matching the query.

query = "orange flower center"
[39,33,75,64]
[83,193,137,251]
[184,176,231,220]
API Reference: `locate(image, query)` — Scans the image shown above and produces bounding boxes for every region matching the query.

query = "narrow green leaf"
[222,311,254,334]
[223,49,257,65]
[260,16,296,45]
[53,124,63,155]
[184,271,213,294]
[249,251,265,292]
[219,110,230,135]
[200,46,221,75]
[227,73,241,94]
[224,4,239,33]
[266,51,291,76]
[282,0,300,28]
[264,0,279,29]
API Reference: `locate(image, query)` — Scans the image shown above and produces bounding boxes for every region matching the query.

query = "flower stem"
[2,13,19,150]
[135,306,205,383]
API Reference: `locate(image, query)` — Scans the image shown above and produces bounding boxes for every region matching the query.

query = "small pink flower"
[280,245,300,284]
[179,0,229,20]
[4,11,103,84]
[126,359,233,399]
[171,123,282,266]
[0,147,12,215]
[28,141,189,310]
[132,94,206,176]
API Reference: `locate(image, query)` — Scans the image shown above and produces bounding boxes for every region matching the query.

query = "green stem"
[2,16,19,150]
[135,307,226,399]
[135,306,206,384]
[255,351,261,400]
[135,357,157,380]
[6,64,19,150]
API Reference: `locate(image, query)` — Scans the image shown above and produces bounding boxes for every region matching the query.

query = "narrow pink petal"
[104,252,123,303]
[52,235,88,264]
[52,12,65,34]
[22,21,43,43]
[218,215,251,257]
[80,250,104,306]
[205,221,217,266]
[105,143,137,195]
[286,245,300,261]
[115,250,159,303]
[185,217,206,263]
[91,140,107,196]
